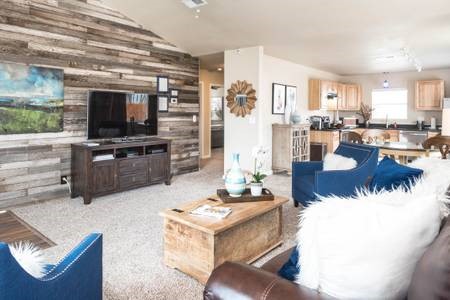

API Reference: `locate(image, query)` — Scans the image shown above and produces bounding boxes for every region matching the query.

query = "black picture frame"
[286,85,297,111]
[158,95,169,112]
[157,76,169,93]
[272,83,286,115]
[170,89,179,97]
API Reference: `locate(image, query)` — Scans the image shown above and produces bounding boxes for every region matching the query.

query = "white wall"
[224,47,340,172]
[261,55,340,164]
[340,68,450,125]
[224,46,263,172]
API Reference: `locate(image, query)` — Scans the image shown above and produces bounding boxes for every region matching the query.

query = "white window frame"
[371,88,408,121]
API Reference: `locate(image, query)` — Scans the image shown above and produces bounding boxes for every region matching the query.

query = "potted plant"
[250,146,269,196]
[250,171,266,196]
[357,103,374,128]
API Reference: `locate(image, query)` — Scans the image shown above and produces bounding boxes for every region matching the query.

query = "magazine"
[190,205,232,219]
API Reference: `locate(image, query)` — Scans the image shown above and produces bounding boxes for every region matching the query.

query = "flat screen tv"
[88,91,157,139]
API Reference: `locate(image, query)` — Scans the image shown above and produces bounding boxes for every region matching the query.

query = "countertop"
[312,123,441,133]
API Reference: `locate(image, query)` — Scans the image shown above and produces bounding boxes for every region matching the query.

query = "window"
[371,89,408,120]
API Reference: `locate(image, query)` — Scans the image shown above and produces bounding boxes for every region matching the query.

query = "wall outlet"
[61,175,68,185]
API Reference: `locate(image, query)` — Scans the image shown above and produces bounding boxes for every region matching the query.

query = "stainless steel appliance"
[310,116,323,130]
[322,116,331,129]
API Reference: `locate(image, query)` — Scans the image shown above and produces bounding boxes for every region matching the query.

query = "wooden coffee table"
[159,195,289,284]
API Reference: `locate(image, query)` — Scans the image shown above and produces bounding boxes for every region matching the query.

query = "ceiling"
[104,0,450,75]
[197,52,224,72]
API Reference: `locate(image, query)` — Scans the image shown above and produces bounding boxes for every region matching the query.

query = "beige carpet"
[12,149,299,300]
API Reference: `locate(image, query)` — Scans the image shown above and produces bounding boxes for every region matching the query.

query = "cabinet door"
[92,161,116,194]
[337,83,347,110]
[415,80,444,110]
[321,81,334,110]
[308,79,321,110]
[320,81,331,110]
[149,153,168,183]
[331,131,340,152]
[344,84,361,111]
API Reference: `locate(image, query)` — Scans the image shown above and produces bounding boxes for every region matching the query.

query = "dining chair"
[341,131,363,144]
[361,129,391,144]
[423,135,450,159]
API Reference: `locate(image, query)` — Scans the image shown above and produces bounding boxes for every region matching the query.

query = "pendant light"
[383,72,389,88]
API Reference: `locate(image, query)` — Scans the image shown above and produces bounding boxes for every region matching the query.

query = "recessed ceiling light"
[217,67,223,71]
[182,0,208,9]
[195,15,199,19]
[196,9,201,13]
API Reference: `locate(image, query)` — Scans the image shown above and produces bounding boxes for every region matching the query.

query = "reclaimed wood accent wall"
[0,0,199,208]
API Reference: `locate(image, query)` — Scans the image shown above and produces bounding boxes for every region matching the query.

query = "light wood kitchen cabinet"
[309,79,326,110]
[310,130,340,153]
[309,79,361,111]
[343,84,361,111]
[309,79,339,110]
[415,80,444,110]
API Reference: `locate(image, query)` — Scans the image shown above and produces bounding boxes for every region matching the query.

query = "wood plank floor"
[0,210,55,249]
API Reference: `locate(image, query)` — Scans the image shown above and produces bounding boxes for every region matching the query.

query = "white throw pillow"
[323,153,357,171]
[296,183,443,299]
[9,241,47,278]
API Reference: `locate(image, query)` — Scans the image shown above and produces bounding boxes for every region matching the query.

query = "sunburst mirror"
[226,80,257,117]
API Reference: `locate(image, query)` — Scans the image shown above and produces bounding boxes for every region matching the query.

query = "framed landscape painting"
[0,62,64,135]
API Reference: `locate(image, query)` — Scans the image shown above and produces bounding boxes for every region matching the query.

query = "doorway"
[210,84,224,150]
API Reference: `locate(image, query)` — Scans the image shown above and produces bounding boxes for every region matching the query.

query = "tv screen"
[88,91,157,139]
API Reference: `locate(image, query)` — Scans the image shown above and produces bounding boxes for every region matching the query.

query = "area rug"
[0,210,55,249]
[12,150,297,299]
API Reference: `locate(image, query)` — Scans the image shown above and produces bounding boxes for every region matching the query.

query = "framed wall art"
[272,83,286,115]
[286,85,297,111]
[0,62,64,134]
[157,76,169,93]
[158,95,169,112]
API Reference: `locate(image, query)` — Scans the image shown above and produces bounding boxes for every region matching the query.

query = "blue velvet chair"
[292,142,379,207]
[0,233,102,300]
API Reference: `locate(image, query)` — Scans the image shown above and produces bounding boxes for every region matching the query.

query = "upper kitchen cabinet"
[309,79,340,110]
[341,84,361,111]
[309,79,361,111]
[415,79,444,110]
[309,79,328,110]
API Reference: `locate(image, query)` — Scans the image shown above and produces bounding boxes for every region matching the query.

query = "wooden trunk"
[160,196,289,284]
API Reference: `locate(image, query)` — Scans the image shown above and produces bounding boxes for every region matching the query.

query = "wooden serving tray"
[217,188,274,203]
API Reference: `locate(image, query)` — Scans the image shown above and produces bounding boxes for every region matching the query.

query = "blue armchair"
[292,142,379,207]
[0,233,102,300]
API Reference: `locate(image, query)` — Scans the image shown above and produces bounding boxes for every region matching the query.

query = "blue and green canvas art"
[0,62,64,134]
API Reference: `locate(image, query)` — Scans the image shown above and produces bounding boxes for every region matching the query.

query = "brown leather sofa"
[204,218,450,300]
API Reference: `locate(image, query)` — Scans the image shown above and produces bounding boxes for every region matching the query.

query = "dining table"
[367,141,437,164]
